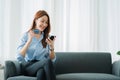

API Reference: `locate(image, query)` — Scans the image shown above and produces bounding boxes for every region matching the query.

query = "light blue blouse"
[16,32,56,63]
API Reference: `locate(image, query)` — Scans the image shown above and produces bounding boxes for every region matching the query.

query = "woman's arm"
[46,38,56,60]
[49,48,55,59]
[20,40,31,57]
[19,31,34,57]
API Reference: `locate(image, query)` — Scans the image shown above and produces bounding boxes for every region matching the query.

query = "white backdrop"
[0,0,120,65]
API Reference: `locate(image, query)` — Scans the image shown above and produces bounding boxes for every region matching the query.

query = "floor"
[0,69,4,80]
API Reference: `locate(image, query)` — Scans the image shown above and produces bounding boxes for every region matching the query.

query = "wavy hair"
[29,10,51,48]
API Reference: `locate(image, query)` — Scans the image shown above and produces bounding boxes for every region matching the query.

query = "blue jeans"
[21,58,56,80]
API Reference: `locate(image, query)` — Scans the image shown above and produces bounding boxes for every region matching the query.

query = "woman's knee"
[36,68,45,80]
[46,58,52,64]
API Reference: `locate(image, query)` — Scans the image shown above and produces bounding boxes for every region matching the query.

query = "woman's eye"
[41,21,44,22]
[46,22,48,24]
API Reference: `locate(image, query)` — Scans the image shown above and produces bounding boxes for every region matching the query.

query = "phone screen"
[50,35,55,40]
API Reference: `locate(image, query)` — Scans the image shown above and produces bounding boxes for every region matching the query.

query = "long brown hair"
[29,10,51,48]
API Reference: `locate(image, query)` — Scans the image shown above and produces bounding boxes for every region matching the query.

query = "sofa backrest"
[55,52,112,75]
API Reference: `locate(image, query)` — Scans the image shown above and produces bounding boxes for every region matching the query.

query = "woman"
[16,10,56,80]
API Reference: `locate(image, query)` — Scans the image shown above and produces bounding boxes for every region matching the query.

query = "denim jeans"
[21,58,56,80]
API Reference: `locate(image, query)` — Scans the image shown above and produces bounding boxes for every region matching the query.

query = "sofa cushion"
[56,73,120,80]
[55,52,112,74]
[7,76,36,80]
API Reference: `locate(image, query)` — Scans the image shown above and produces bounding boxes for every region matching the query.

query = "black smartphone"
[50,35,56,40]
[33,29,40,34]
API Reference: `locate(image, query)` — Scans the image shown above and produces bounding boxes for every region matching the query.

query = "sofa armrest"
[112,60,120,77]
[4,60,22,80]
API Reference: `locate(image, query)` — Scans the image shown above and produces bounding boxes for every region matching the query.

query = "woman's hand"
[27,30,35,43]
[46,37,55,50]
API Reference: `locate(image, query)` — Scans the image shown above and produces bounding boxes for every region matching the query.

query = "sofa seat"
[7,76,37,80]
[4,52,120,80]
[56,73,120,80]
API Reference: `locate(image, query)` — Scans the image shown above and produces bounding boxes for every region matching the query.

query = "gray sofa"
[4,52,120,80]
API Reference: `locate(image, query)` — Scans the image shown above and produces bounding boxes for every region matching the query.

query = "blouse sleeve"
[16,32,28,63]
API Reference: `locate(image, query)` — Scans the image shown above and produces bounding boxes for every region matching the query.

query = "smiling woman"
[16,10,56,80]
[0,0,54,65]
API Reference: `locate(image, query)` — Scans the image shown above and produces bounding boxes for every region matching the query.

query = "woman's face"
[35,15,48,32]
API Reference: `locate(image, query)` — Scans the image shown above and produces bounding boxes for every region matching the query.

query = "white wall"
[0,0,120,65]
